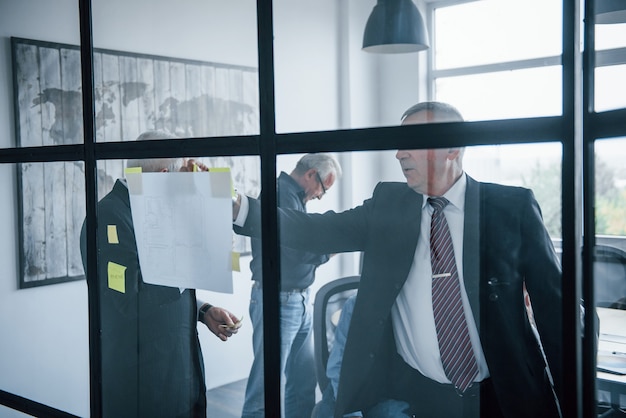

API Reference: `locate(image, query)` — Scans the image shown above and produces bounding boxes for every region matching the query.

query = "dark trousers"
[382,352,504,418]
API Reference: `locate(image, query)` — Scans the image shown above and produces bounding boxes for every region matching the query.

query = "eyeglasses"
[315,172,327,200]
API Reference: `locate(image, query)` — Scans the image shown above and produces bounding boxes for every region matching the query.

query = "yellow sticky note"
[107,225,119,244]
[209,167,235,197]
[231,252,240,272]
[124,167,142,174]
[107,262,127,293]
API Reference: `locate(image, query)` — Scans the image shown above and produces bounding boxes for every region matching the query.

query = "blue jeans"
[242,282,316,418]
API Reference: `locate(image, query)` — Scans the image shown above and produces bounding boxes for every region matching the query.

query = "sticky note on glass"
[232,252,240,272]
[107,262,126,293]
[107,225,119,244]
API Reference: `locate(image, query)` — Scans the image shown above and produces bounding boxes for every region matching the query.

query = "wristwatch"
[198,303,213,322]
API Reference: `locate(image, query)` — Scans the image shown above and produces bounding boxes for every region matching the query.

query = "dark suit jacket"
[80,179,206,418]
[236,175,562,418]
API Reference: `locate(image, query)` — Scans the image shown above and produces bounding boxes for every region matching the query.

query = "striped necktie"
[428,196,478,393]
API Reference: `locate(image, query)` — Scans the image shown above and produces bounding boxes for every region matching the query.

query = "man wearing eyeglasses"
[241,153,342,418]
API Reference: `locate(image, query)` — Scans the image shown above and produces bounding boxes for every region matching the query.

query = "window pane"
[436,66,562,121]
[434,0,562,70]
[91,0,259,141]
[596,22,626,51]
[594,138,626,237]
[90,153,258,417]
[594,137,626,413]
[240,143,563,417]
[1,161,89,416]
[595,64,626,112]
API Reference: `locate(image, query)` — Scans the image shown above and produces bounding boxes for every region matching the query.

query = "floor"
[206,378,247,418]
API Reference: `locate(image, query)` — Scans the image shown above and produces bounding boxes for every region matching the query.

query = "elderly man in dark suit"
[233,102,562,418]
[81,130,241,418]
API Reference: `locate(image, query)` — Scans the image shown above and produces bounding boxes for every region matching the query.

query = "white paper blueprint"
[126,170,233,293]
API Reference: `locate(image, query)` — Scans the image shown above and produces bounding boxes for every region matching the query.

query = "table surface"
[597,307,626,384]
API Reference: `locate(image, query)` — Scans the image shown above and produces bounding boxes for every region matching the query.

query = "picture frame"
[12,37,259,288]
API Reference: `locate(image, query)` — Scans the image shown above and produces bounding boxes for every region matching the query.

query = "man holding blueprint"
[80,130,241,418]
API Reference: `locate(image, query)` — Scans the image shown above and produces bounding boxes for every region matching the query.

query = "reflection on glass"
[87,151,258,417]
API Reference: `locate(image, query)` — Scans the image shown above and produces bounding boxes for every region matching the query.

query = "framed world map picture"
[12,37,260,288]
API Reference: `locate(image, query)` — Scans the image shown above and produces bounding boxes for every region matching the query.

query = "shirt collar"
[278,171,306,202]
[421,172,466,212]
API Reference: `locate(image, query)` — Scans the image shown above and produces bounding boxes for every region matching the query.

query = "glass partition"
[595,20,626,112]
[3,0,82,150]
[91,0,259,141]
[0,162,89,416]
[432,0,562,121]
[594,137,626,414]
[90,154,258,417]
[266,141,563,417]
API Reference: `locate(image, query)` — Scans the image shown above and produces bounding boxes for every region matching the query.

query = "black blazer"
[80,180,206,418]
[237,175,562,418]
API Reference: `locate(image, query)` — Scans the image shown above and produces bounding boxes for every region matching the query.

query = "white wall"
[0,0,426,415]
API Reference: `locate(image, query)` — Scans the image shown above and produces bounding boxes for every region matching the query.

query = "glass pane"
[594,137,626,414]
[434,0,562,70]
[89,151,259,417]
[0,162,89,416]
[595,64,626,112]
[3,0,82,149]
[595,137,626,238]
[91,0,259,141]
[436,66,562,121]
[236,137,562,416]
[596,22,626,51]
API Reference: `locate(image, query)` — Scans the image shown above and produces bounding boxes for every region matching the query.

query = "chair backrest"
[594,244,626,309]
[313,275,360,393]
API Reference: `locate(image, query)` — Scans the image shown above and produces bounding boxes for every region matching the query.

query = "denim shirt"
[249,172,329,291]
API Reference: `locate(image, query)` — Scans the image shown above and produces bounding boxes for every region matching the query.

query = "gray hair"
[401,101,464,122]
[293,153,342,182]
[125,130,184,172]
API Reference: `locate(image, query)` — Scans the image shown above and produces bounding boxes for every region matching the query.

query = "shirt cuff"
[196,299,206,315]
[233,194,249,227]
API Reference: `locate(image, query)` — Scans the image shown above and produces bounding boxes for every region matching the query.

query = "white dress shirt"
[391,174,490,384]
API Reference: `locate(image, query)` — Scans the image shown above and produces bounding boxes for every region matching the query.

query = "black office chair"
[594,244,626,309]
[313,275,360,396]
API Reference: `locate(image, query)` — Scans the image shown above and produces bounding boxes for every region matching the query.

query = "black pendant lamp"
[362,0,430,53]
[596,0,626,24]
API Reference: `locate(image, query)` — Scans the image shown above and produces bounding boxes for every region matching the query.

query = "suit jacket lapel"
[463,176,481,331]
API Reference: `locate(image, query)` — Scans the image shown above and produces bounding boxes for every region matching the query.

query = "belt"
[252,281,308,293]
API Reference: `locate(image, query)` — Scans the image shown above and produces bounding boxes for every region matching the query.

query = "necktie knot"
[428,196,449,213]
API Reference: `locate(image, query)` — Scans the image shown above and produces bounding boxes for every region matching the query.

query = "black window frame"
[1,0,626,417]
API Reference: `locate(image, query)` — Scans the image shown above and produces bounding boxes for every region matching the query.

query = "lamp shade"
[596,0,626,24]
[362,0,430,53]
